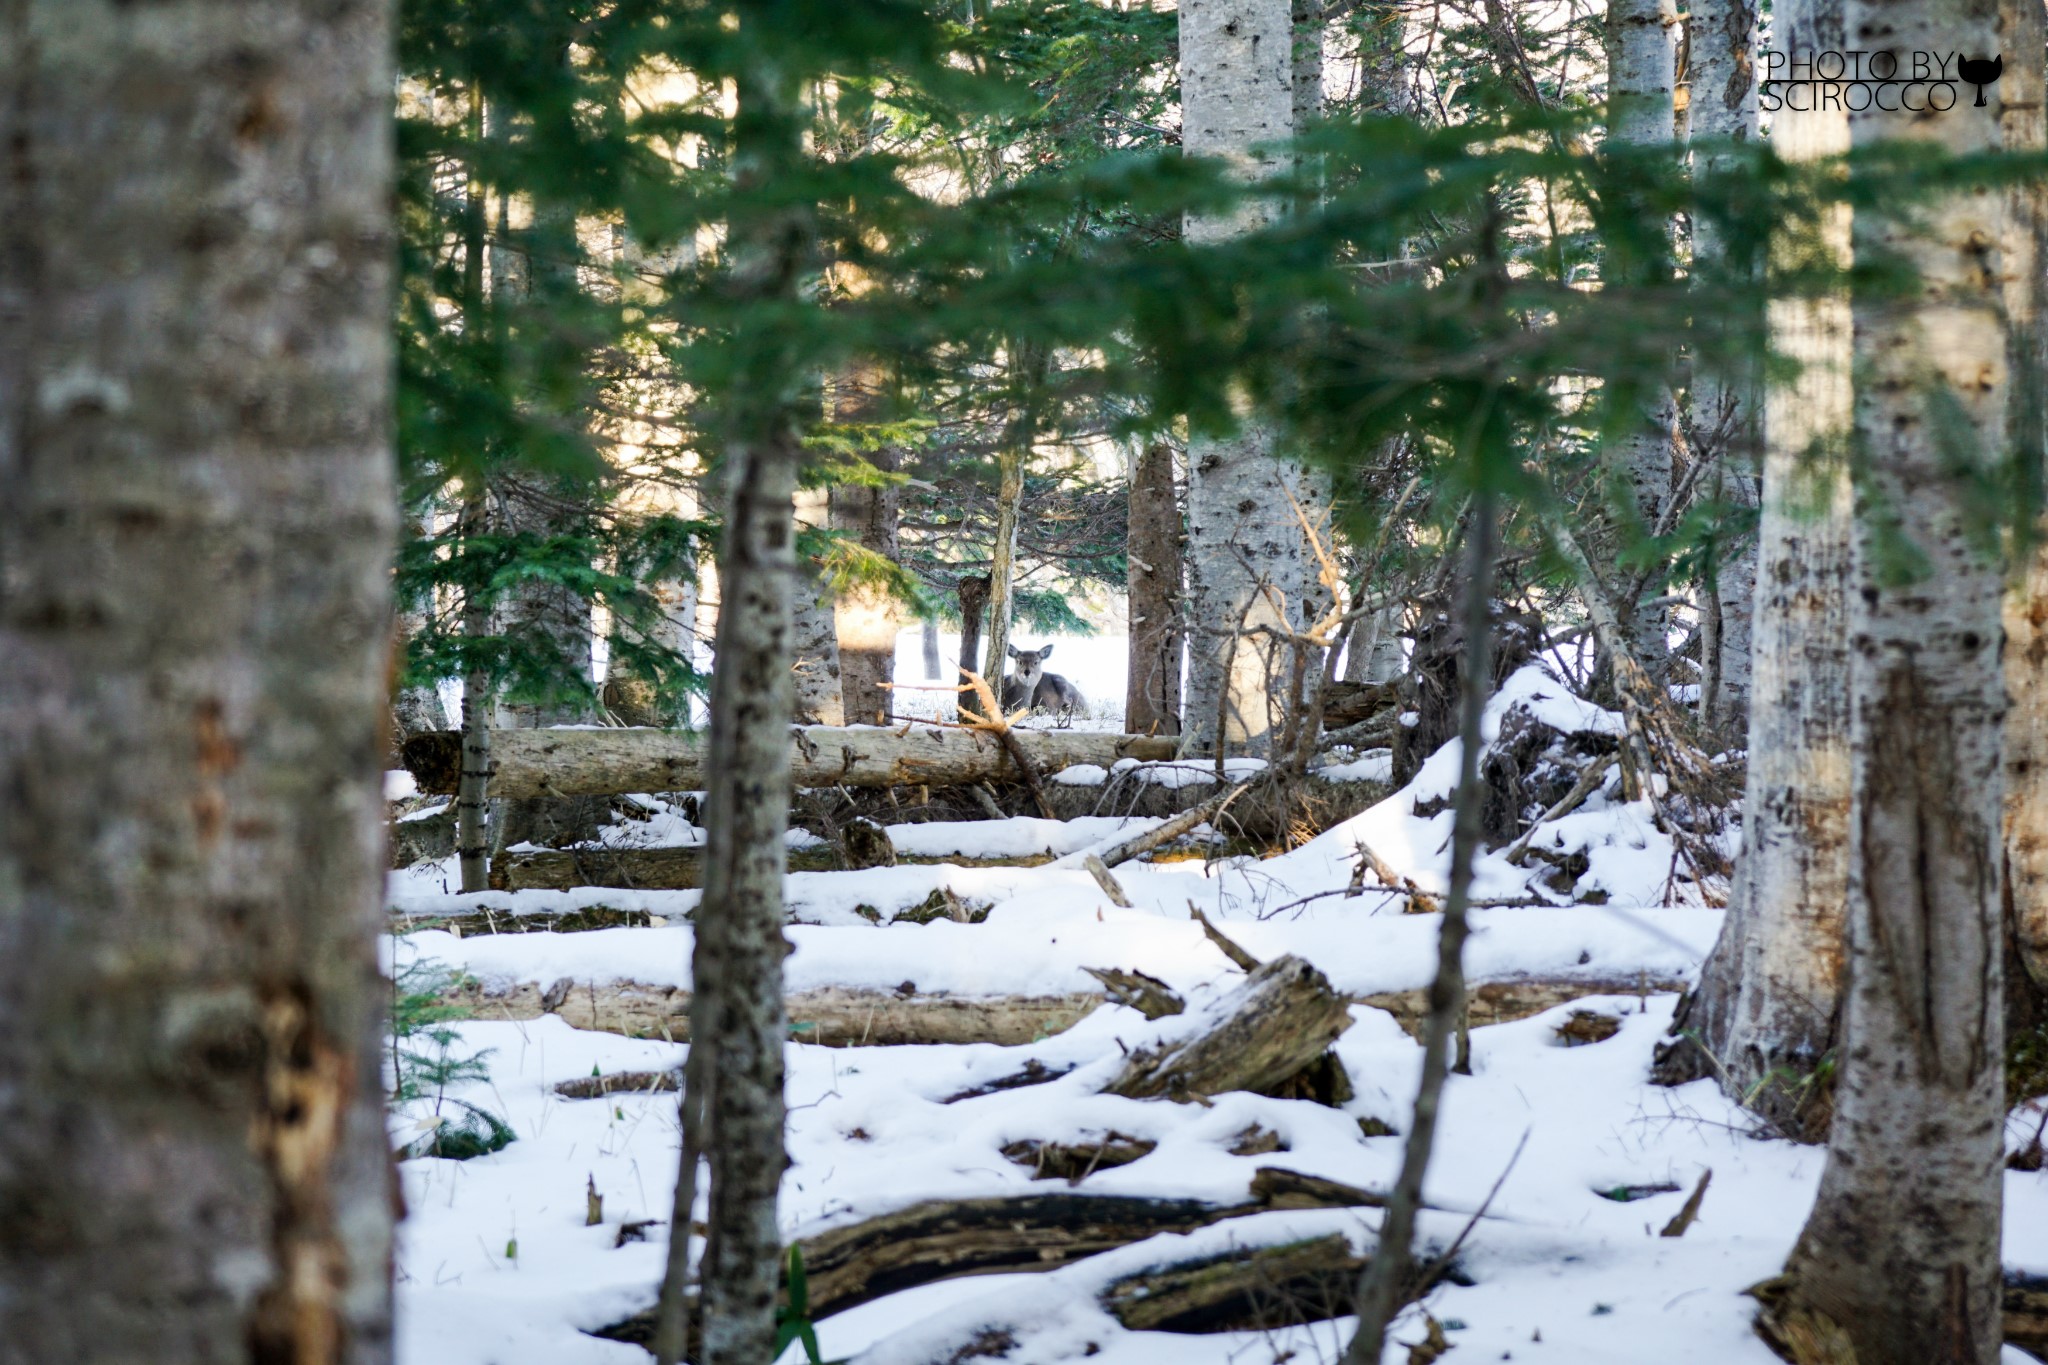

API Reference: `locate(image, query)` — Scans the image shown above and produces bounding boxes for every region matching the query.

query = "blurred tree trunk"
[1180,0,1333,758]
[830,363,904,726]
[922,616,944,680]
[2000,0,2048,1044]
[0,2,398,1361]
[1687,0,1762,732]
[981,343,1044,688]
[791,485,845,725]
[1653,0,1852,1136]
[1602,0,1679,679]
[1126,442,1184,735]
[1764,1,2010,1356]
[955,573,992,719]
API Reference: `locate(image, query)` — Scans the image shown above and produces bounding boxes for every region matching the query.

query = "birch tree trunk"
[980,347,1042,688]
[1126,441,1185,734]
[0,3,397,1360]
[1603,0,1680,679]
[2000,0,2048,1036]
[1766,1,2010,1354]
[1687,0,1763,731]
[1652,0,1852,1136]
[791,484,846,725]
[1180,0,1333,758]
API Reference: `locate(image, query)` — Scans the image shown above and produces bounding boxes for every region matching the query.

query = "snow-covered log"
[400,725,1180,799]
[1105,956,1354,1100]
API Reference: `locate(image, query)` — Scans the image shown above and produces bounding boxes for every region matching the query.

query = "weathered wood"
[1106,956,1354,1100]
[1103,1235,1369,1333]
[440,978,1102,1047]
[481,842,1050,891]
[592,1166,1395,1348]
[401,725,1180,799]
[1082,967,1185,1020]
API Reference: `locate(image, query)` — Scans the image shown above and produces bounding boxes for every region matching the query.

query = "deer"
[999,642,1086,727]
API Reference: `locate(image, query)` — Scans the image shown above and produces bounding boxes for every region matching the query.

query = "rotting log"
[1358,975,1686,1040]
[437,976,1101,1047]
[2011,1271,2048,1357]
[484,843,1051,892]
[1106,956,1354,1100]
[391,905,658,936]
[401,725,1180,799]
[591,1166,1395,1348]
[1102,1235,1369,1333]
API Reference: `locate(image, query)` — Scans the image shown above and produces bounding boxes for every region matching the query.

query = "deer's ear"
[1037,644,1053,660]
[1006,643,1019,658]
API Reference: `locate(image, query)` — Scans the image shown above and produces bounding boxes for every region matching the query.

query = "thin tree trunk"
[1766,2,2009,1355]
[1687,0,1762,732]
[2000,0,2048,1037]
[791,484,845,725]
[0,3,398,1360]
[1652,0,1850,1135]
[1180,0,1333,759]
[658,44,809,1365]
[981,347,1042,687]
[1343,482,1498,1365]
[458,492,495,894]
[955,573,992,719]
[922,616,943,680]
[1126,441,1185,735]
[1602,0,1680,680]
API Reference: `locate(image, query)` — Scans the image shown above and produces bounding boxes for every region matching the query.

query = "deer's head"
[1006,642,1053,685]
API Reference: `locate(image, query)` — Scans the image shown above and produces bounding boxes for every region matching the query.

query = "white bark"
[1604,0,1680,676]
[1180,0,1332,757]
[1658,0,1850,1133]
[1688,0,1762,728]
[1774,0,2009,1354]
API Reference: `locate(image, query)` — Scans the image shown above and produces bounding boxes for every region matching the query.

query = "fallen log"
[1102,1234,1369,1333]
[438,976,1101,1047]
[401,724,1180,800]
[1106,956,1354,1101]
[591,1166,1395,1347]
[2011,1270,2048,1357]
[481,843,1051,891]
[1358,975,1686,1040]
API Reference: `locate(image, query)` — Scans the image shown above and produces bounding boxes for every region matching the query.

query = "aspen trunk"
[981,354,1040,686]
[1770,2,2009,1355]
[954,573,992,720]
[1687,0,1762,731]
[922,617,944,680]
[1602,0,1680,679]
[791,485,845,726]
[2001,0,2048,1031]
[1126,441,1185,734]
[1655,0,1852,1137]
[1180,0,1333,759]
[0,3,397,1360]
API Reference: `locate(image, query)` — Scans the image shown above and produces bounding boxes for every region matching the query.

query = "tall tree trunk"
[1602,0,1680,680]
[1764,1,2010,1356]
[0,3,397,1361]
[1342,603,1406,683]
[656,43,808,1365]
[981,346,1042,687]
[1180,0,1333,759]
[392,510,447,750]
[457,493,496,894]
[791,484,845,725]
[1652,0,1852,1135]
[1687,0,1762,733]
[1126,441,1185,735]
[830,365,904,726]
[2000,0,2048,1042]
[922,616,944,680]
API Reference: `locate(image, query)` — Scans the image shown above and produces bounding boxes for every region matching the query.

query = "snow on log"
[1104,956,1355,1100]
[400,724,1181,799]
[590,1167,1394,1346]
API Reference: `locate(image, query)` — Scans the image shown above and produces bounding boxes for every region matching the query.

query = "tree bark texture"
[1655,0,1853,1133]
[1603,0,1681,678]
[1688,0,1763,731]
[1772,2,2010,1356]
[830,364,904,727]
[2000,0,2048,1033]
[1180,0,1334,759]
[1126,441,1185,735]
[403,724,1178,798]
[791,484,845,726]
[0,3,398,1361]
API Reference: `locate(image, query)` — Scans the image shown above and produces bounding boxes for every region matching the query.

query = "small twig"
[1188,901,1262,972]
[1503,753,1616,866]
[1417,1127,1530,1290]
[1659,1168,1712,1237]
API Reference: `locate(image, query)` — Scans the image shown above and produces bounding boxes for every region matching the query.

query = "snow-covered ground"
[388,659,2048,1365]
